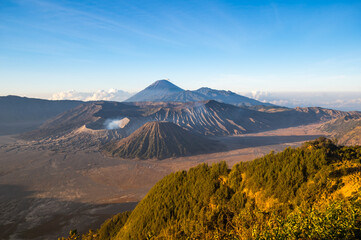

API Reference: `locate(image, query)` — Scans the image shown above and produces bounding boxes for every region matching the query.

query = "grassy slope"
[62,137,361,240]
[321,117,361,145]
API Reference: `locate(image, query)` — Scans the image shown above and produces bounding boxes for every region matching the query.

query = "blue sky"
[1,0,361,98]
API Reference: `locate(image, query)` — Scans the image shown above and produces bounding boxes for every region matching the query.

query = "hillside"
[321,115,361,145]
[103,121,224,159]
[21,101,148,141]
[157,90,207,102]
[0,95,82,135]
[150,100,269,135]
[64,138,361,239]
[24,100,361,145]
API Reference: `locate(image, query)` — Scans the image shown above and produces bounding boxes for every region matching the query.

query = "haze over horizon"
[1,0,361,97]
[40,80,361,111]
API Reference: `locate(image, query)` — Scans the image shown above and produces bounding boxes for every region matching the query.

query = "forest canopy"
[60,137,361,240]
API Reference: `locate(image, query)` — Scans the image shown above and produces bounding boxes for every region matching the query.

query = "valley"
[0,123,325,239]
[1,80,360,239]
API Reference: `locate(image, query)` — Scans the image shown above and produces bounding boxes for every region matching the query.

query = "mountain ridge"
[22,100,361,143]
[195,87,272,106]
[124,79,272,106]
[0,95,83,135]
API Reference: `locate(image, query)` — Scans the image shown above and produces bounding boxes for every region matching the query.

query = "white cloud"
[51,89,132,102]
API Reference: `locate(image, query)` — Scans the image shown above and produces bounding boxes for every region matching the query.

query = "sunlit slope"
[61,138,361,239]
[100,138,360,239]
[322,116,361,145]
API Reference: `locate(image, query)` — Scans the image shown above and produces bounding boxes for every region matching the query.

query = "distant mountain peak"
[124,79,273,106]
[146,79,184,91]
[124,80,184,102]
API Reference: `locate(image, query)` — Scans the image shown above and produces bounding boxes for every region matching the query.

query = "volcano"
[125,79,184,102]
[124,79,272,106]
[103,121,224,159]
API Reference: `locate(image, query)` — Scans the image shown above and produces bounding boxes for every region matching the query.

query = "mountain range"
[24,99,359,139]
[125,79,272,106]
[20,98,361,158]
[0,80,270,136]
[3,79,361,158]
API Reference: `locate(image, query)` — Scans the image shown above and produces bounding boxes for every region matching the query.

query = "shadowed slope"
[104,121,224,159]
[0,95,82,135]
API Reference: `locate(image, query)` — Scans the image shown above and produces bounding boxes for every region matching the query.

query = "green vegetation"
[61,137,361,239]
[58,212,131,240]
[254,200,361,239]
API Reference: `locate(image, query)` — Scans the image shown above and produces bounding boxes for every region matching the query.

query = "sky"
[1,0,361,98]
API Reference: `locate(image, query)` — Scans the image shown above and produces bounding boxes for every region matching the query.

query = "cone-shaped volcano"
[104,121,224,159]
[125,79,184,102]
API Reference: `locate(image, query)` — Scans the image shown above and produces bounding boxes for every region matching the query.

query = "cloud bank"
[51,89,132,102]
[242,91,361,111]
